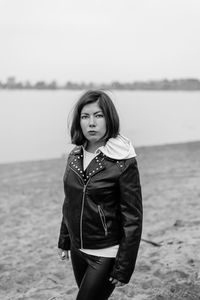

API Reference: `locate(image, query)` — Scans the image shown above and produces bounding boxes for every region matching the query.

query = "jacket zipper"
[98,205,108,236]
[69,166,90,249]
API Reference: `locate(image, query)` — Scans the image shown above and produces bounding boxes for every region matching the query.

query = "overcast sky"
[0,0,200,84]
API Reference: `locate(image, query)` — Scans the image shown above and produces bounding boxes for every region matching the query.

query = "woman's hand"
[58,248,70,260]
[109,277,126,287]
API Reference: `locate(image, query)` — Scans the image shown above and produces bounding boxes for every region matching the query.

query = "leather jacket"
[58,145,143,283]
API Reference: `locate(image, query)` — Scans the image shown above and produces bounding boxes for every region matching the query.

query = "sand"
[1,141,200,300]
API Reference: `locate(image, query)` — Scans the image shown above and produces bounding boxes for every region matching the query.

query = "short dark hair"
[70,90,120,145]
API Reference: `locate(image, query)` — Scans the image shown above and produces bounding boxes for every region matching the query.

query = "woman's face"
[80,101,107,145]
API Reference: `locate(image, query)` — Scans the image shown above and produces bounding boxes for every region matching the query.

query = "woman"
[58,90,142,300]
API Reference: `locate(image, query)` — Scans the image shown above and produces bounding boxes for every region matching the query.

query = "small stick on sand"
[141,238,162,247]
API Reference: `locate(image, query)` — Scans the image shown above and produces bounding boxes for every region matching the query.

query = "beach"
[1,141,200,300]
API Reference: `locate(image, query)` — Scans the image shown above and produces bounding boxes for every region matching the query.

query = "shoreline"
[1,139,200,166]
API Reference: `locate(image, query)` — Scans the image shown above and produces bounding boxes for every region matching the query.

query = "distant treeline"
[1,77,200,90]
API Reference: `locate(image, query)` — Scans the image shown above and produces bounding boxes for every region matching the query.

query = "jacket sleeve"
[110,158,143,283]
[57,152,72,250]
[58,216,71,250]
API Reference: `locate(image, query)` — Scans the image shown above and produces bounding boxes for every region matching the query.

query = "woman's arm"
[110,158,143,284]
[58,217,71,250]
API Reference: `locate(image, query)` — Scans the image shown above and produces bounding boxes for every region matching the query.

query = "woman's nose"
[89,116,96,127]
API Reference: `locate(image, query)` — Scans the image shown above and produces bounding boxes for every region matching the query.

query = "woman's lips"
[88,131,97,135]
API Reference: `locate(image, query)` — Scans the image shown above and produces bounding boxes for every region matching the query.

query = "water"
[0,90,200,163]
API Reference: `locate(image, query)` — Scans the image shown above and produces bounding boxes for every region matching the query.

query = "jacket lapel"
[69,146,106,183]
[69,146,85,181]
[85,153,106,180]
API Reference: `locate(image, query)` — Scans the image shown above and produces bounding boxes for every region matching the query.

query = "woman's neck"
[86,140,106,153]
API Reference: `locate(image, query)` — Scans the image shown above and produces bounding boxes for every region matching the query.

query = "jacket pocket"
[97,205,108,236]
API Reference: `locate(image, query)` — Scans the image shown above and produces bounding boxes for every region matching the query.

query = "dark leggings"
[70,246,116,300]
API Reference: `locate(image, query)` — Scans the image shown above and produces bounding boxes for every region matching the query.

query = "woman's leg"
[78,255,115,299]
[70,246,116,300]
[70,246,88,287]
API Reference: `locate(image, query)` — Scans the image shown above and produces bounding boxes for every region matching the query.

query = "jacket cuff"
[58,236,71,250]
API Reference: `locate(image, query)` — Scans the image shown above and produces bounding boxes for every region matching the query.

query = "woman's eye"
[96,114,104,118]
[81,115,88,119]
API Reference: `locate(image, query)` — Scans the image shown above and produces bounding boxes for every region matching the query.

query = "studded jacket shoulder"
[58,145,143,284]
